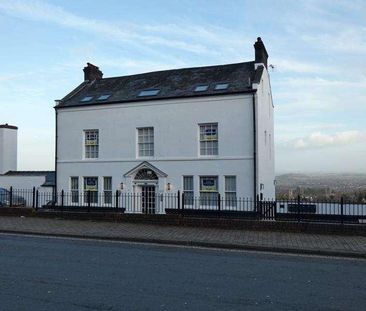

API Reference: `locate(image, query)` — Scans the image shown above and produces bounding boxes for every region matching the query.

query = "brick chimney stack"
[254,37,268,69]
[83,63,103,81]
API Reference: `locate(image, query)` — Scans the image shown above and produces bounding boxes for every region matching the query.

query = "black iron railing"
[1,188,366,224]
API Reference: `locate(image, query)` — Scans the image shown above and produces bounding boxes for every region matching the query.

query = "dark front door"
[141,185,156,214]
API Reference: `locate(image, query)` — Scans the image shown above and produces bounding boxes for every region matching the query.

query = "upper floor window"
[137,127,154,157]
[84,130,99,159]
[199,123,218,156]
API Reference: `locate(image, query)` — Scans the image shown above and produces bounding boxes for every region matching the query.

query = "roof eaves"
[55,90,257,109]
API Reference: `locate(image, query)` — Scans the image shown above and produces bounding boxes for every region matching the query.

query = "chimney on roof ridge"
[83,62,103,81]
[254,37,268,69]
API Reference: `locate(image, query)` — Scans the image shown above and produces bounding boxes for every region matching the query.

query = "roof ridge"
[99,61,255,81]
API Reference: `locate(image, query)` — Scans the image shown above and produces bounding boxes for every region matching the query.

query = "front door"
[141,185,156,214]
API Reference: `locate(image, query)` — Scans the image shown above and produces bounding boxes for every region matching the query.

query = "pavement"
[0,216,365,259]
[1,234,365,311]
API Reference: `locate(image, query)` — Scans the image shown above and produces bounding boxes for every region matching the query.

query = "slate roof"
[2,171,54,176]
[56,61,260,108]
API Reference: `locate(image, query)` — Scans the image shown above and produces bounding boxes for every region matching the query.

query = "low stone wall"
[0,207,365,236]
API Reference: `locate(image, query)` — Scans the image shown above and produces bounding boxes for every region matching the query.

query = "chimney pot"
[83,63,103,81]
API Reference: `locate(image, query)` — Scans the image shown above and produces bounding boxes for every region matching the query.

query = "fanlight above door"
[134,168,158,180]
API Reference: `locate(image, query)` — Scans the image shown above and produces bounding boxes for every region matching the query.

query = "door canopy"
[124,161,168,180]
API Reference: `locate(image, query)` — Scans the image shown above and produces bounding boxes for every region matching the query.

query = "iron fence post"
[115,190,119,211]
[88,190,91,212]
[9,186,13,207]
[297,195,301,223]
[61,190,64,209]
[218,193,221,214]
[177,190,181,211]
[256,194,260,219]
[181,192,185,216]
[32,187,36,209]
[35,190,39,210]
[340,197,344,224]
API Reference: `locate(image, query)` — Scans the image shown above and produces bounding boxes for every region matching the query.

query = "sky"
[0,0,365,174]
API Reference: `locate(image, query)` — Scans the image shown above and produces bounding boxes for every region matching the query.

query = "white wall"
[0,127,17,174]
[0,175,52,193]
[57,94,255,198]
[253,65,275,199]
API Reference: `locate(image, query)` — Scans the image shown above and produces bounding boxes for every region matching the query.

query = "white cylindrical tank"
[0,124,18,174]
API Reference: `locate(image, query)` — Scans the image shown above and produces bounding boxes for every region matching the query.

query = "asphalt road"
[0,234,365,311]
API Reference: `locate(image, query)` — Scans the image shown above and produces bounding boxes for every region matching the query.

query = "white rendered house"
[55,37,275,210]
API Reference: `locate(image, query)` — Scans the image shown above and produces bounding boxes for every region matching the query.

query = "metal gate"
[259,200,276,220]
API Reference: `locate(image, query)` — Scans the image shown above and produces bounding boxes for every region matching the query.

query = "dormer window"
[194,85,209,92]
[97,94,111,100]
[80,96,93,102]
[138,89,160,97]
[214,83,229,90]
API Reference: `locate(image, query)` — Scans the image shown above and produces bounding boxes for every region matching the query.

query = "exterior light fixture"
[120,182,124,190]
[260,183,264,190]
[166,183,171,191]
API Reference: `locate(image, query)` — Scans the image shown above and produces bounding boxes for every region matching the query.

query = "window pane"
[225,176,236,192]
[183,176,193,191]
[199,124,218,156]
[104,177,112,204]
[84,130,99,159]
[138,127,154,157]
[84,177,98,204]
[71,177,79,203]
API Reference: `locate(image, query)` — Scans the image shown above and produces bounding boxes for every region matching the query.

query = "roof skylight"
[80,96,93,102]
[214,83,229,90]
[138,89,160,97]
[97,94,111,100]
[194,85,209,92]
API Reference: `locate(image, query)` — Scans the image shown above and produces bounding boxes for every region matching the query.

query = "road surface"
[0,233,365,310]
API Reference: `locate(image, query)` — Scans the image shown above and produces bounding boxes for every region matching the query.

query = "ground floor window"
[183,176,194,205]
[70,177,79,203]
[84,177,98,204]
[103,177,112,204]
[225,176,237,207]
[200,176,218,206]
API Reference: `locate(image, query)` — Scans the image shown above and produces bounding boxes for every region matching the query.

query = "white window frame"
[225,176,237,207]
[137,127,154,158]
[84,129,99,159]
[103,177,112,205]
[83,177,99,205]
[199,176,219,207]
[70,177,79,204]
[183,176,194,206]
[199,123,218,156]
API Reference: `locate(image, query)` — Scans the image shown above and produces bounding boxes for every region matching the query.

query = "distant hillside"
[276,173,366,188]
[275,173,366,201]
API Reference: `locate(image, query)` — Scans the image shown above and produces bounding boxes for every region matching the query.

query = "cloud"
[293,131,366,149]
[271,59,336,74]
[0,0,250,60]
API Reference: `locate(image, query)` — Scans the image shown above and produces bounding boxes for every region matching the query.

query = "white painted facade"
[0,126,17,174]
[253,64,275,199]
[56,90,275,199]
